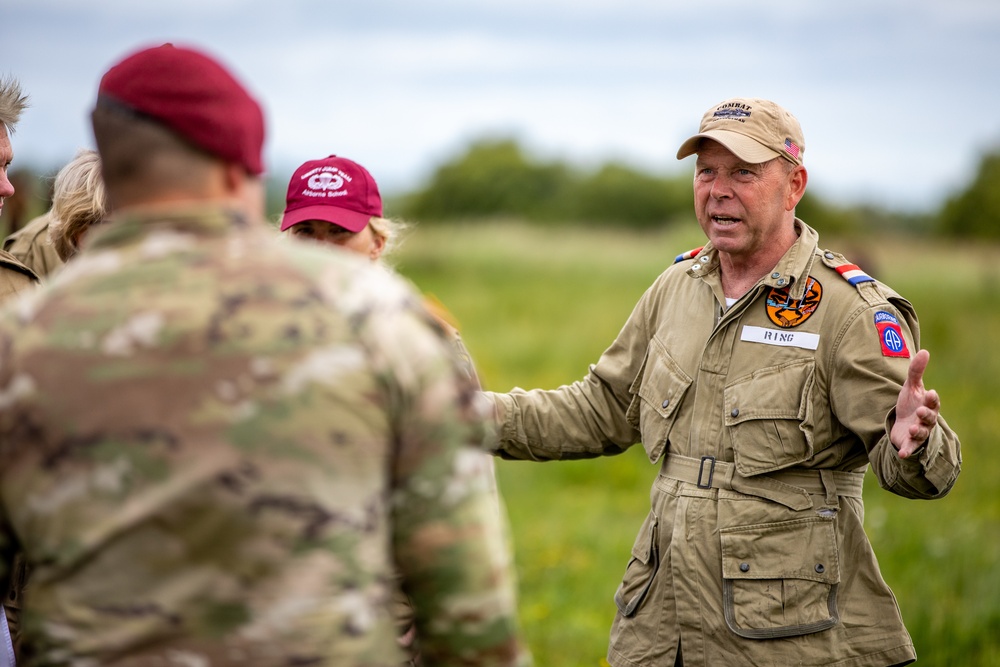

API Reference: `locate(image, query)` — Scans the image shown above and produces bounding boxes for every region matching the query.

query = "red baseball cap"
[280,155,382,233]
[97,43,266,176]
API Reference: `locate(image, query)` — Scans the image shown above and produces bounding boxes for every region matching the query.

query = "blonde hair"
[367,215,410,259]
[47,149,108,261]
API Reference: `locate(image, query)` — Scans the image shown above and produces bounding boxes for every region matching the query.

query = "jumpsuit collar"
[684,219,820,301]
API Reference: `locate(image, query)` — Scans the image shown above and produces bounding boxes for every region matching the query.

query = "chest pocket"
[724,358,815,476]
[627,338,692,463]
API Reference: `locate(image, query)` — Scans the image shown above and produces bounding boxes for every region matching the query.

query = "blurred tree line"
[388,136,1000,239]
[4,137,1000,239]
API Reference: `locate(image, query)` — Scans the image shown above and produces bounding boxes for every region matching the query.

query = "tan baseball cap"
[676,97,805,165]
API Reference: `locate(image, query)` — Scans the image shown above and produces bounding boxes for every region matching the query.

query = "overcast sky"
[5,0,1000,213]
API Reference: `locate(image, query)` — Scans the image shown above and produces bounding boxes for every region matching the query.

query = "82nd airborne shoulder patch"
[874,311,910,358]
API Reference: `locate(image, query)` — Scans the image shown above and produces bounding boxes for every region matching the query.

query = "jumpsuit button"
[824,252,835,259]
[771,272,781,279]
[662,399,670,409]
[777,278,786,286]
[731,408,740,418]
[815,563,825,574]
[739,563,750,573]
[692,264,701,270]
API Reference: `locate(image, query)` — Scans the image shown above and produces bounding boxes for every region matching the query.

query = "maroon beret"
[97,43,265,175]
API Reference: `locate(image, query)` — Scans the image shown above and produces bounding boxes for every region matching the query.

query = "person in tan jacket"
[3,148,108,282]
[3,212,63,279]
[0,76,40,303]
[486,97,961,667]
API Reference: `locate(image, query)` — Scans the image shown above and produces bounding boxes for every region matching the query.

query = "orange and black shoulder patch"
[765,276,822,328]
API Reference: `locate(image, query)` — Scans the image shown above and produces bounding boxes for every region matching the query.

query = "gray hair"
[0,76,29,134]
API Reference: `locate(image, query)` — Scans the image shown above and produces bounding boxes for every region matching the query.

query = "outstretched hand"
[889,349,940,458]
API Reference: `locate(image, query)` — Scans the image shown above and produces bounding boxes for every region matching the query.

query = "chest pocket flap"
[628,338,692,463]
[724,358,815,476]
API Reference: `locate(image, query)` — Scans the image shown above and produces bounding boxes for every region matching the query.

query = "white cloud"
[5,0,1000,213]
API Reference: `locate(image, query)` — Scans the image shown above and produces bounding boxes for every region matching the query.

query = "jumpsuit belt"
[659,454,865,511]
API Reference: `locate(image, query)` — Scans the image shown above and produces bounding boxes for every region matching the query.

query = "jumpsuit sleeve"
[485,286,655,461]
[830,295,961,499]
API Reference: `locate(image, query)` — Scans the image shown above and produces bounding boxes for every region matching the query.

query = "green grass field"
[393,220,1000,666]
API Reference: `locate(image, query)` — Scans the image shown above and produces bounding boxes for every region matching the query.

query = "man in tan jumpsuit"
[486,98,961,667]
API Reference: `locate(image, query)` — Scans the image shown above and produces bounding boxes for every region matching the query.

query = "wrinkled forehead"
[0,126,13,161]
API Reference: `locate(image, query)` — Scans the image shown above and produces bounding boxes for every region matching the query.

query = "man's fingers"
[924,389,940,412]
[907,349,930,387]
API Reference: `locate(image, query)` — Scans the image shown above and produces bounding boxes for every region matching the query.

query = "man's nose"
[709,173,732,199]
[0,171,14,199]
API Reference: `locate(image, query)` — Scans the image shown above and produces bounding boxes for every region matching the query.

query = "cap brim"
[280,204,373,233]
[676,130,781,164]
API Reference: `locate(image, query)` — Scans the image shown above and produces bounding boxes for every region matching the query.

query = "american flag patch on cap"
[784,138,800,159]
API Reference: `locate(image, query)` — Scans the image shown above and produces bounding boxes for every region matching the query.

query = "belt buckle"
[697,455,716,489]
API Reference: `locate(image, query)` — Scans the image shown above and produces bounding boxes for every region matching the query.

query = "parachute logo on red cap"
[280,155,383,233]
[301,166,353,199]
[308,172,345,192]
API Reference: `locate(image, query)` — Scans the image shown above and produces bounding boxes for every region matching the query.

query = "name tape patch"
[874,311,910,358]
[741,325,820,350]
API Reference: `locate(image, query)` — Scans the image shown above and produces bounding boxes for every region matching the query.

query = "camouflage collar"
[86,205,255,250]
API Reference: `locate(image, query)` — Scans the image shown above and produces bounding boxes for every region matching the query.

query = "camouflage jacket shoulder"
[0,205,529,666]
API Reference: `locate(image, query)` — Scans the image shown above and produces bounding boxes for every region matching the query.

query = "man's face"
[692,139,801,262]
[0,126,15,216]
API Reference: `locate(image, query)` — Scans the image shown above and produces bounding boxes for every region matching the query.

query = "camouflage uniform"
[0,206,529,667]
[396,294,505,666]
[488,221,961,667]
[3,213,63,280]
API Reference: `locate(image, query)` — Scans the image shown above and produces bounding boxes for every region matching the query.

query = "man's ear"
[221,161,265,221]
[786,165,808,211]
[222,162,248,196]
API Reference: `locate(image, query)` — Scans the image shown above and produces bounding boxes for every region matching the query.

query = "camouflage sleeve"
[362,295,530,667]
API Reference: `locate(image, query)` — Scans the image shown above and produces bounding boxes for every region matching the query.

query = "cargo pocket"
[725,358,815,476]
[614,512,659,618]
[720,516,840,639]
[627,338,692,463]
